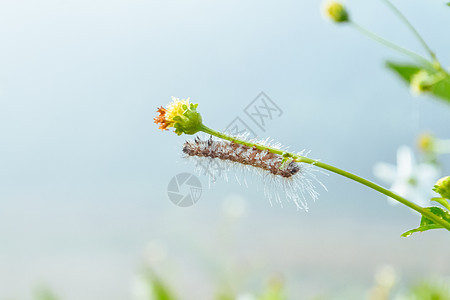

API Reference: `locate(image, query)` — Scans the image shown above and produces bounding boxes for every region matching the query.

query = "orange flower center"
[154,106,170,130]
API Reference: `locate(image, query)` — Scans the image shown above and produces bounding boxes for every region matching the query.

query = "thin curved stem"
[200,124,286,156]
[350,21,433,67]
[381,0,437,62]
[304,160,450,231]
[200,124,450,231]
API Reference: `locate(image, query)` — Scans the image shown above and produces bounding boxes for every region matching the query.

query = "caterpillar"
[183,136,300,178]
[181,135,326,210]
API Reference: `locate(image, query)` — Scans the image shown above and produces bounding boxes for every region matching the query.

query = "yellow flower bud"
[154,97,203,135]
[322,1,349,23]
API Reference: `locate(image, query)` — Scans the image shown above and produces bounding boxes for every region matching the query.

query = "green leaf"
[431,197,450,210]
[430,74,450,101]
[401,207,450,237]
[401,224,443,237]
[386,61,450,104]
[386,61,422,83]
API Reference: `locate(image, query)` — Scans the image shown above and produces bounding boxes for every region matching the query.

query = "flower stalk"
[350,21,432,67]
[381,0,440,67]
[201,124,450,231]
[155,98,450,232]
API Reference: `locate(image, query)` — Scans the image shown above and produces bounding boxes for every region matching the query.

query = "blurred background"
[0,0,449,299]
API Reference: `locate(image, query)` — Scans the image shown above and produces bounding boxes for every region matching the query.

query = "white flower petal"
[391,182,410,197]
[374,162,398,183]
[396,146,414,178]
[374,146,442,208]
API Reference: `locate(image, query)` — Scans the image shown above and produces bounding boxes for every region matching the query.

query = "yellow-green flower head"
[322,1,349,23]
[434,176,450,200]
[410,70,434,95]
[417,132,435,153]
[154,97,203,135]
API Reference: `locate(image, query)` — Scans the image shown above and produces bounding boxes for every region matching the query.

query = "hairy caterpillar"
[182,135,326,210]
[183,136,300,178]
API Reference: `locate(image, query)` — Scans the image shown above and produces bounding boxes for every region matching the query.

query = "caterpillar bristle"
[182,135,326,210]
[182,137,300,178]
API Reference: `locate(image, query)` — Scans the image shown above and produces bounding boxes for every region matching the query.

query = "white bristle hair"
[182,134,327,211]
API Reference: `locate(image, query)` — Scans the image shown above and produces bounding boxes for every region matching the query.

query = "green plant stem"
[381,0,438,64]
[309,160,450,231]
[200,124,450,231]
[350,21,433,68]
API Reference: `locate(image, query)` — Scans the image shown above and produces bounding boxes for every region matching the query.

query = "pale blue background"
[0,0,449,299]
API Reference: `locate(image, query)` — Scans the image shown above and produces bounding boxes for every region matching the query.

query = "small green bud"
[410,70,447,95]
[173,103,203,136]
[322,1,349,23]
[434,176,450,199]
[410,70,434,94]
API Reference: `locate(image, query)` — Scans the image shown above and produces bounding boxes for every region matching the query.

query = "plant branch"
[350,21,433,68]
[200,124,450,231]
[381,0,437,63]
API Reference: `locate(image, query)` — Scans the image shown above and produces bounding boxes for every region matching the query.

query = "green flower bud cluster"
[410,70,446,95]
[172,103,203,136]
[434,176,450,200]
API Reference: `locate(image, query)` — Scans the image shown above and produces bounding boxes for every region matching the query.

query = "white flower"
[373,146,441,207]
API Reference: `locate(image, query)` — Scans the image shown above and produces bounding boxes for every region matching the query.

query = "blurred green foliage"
[24,275,450,300]
[33,287,59,300]
[401,207,450,237]
[386,62,450,104]
[407,280,450,300]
